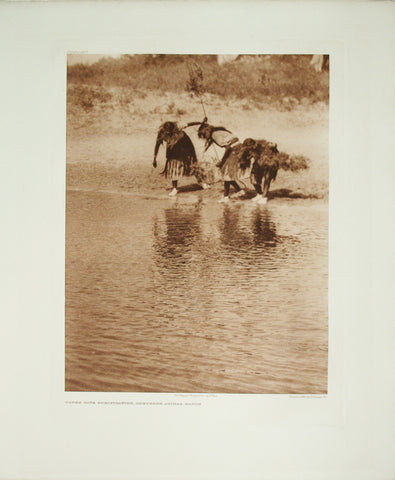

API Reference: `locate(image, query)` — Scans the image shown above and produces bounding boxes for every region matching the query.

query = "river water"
[65,189,327,393]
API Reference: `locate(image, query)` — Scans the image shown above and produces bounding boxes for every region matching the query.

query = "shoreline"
[67,91,329,200]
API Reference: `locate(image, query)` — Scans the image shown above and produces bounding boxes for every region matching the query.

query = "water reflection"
[66,191,328,393]
[220,205,278,251]
[251,208,278,247]
[152,203,201,269]
[219,205,251,251]
[152,202,284,280]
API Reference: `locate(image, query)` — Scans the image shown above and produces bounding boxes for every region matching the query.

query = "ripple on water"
[66,191,328,393]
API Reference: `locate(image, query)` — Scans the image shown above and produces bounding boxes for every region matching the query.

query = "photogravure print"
[65,54,329,394]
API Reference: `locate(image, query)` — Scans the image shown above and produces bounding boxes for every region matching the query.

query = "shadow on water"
[237,189,323,201]
[268,188,323,200]
[176,183,205,193]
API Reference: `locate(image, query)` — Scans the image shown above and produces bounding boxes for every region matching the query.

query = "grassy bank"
[67,54,329,109]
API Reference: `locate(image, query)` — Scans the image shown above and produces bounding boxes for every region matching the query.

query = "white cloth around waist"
[212,130,239,148]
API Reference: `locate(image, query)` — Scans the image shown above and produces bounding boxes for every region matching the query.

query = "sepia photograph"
[1,2,394,479]
[66,53,329,394]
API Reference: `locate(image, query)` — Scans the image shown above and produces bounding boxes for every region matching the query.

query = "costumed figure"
[248,138,309,204]
[216,138,258,203]
[249,139,280,205]
[153,121,208,196]
[183,117,240,169]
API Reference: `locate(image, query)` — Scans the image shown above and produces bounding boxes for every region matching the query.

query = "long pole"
[199,96,207,118]
[188,61,220,163]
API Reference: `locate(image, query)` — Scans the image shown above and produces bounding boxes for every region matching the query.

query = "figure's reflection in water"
[152,203,217,320]
[219,205,251,252]
[251,208,278,248]
[219,205,278,254]
[152,204,201,273]
[152,202,281,285]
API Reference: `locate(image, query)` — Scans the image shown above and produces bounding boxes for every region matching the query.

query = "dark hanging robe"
[154,128,198,177]
[250,140,280,185]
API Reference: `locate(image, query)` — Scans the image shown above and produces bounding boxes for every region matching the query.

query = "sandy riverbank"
[67,90,328,200]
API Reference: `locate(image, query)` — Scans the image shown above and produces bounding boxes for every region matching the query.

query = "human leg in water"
[169,180,178,197]
[251,183,266,204]
[218,181,231,203]
[229,180,246,198]
[261,175,272,201]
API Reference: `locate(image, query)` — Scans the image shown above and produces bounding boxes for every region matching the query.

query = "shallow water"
[65,190,327,393]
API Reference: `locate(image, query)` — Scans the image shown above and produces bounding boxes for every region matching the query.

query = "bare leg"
[251,183,263,202]
[218,181,230,203]
[169,180,178,196]
[230,181,241,192]
[254,175,271,204]
[229,180,246,198]
[262,176,271,198]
